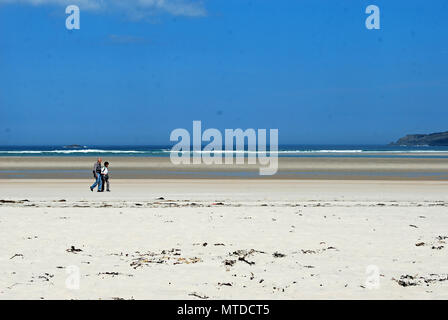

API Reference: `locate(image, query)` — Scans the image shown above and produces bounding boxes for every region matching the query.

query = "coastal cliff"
[391,131,448,146]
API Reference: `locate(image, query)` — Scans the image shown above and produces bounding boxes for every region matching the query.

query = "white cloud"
[0,0,207,18]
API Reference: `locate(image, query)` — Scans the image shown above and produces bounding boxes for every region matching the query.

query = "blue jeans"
[91,173,102,191]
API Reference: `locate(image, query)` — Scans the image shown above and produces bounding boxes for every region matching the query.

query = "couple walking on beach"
[90,158,110,192]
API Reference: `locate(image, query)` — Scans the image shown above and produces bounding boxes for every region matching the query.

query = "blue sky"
[0,0,447,145]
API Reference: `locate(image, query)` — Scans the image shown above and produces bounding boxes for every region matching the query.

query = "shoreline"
[1,156,448,180]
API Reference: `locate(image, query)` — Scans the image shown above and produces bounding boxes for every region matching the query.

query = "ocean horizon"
[1,145,448,158]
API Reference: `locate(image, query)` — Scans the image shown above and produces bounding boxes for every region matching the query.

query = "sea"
[1,145,448,158]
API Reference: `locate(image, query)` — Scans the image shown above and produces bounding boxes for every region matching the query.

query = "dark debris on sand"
[226,249,266,266]
[0,199,29,204]
[128,249,202,269]
[393,274,448,287]
[66,246,83,253]
[273,252,286,258]
[415,236,447,250]
[189,292,209,299]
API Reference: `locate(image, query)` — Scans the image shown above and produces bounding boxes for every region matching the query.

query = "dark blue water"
[1,145,448,158]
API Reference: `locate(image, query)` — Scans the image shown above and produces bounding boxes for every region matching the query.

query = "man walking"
[90,158,102,192]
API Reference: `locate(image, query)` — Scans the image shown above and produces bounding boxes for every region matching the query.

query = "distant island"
[63,144,85,149]
[390,131,448,146]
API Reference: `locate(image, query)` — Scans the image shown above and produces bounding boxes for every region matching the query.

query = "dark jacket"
[93,162,101,176]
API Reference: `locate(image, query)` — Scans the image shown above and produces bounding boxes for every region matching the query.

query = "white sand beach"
[1,174,447,299]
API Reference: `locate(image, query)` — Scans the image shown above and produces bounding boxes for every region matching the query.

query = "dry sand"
[1,177,448,299]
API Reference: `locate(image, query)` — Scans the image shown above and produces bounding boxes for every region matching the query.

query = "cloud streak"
[106,34,151,45]
[0,0,207,18]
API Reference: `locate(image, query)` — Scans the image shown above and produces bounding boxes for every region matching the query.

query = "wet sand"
[1,156,448,180]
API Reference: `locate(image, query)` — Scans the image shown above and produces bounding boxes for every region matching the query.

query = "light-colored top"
[101,166,108,175]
